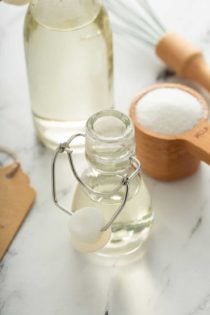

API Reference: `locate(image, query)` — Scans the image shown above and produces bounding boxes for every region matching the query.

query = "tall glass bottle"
[72,110,154,256]
[24,0,113,149]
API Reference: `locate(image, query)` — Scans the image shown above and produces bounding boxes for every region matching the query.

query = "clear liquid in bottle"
[24,2,113,149]
[71,110,154,256]
[72,175,153,256]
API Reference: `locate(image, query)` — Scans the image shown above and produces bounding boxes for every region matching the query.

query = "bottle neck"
[85,110,135,174]
[30,0,101,29]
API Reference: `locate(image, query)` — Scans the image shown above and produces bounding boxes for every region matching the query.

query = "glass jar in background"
[24,0,113,149]
[72,110,154,256]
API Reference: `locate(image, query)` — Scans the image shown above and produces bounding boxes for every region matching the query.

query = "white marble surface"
[1,1,210,314]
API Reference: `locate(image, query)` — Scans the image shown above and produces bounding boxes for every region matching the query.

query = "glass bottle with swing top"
[52,110,154,256]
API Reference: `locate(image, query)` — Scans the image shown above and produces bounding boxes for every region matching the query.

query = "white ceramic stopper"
[69,207,111,253]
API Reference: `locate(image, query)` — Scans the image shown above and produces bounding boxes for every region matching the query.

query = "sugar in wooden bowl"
[130,83,210,181]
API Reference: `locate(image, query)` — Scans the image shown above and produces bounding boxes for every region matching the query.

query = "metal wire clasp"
[52,133,141,232]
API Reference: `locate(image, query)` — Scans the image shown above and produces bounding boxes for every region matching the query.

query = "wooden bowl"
[130,83,210,181]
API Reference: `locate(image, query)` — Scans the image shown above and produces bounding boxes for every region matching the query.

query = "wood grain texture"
[156,33,210,91]
[183,121,210,164]
[0,164,36,260]
[129,83,209,181]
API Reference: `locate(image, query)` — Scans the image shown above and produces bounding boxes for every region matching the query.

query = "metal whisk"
[105,0,166,47]
[105,0,210,92]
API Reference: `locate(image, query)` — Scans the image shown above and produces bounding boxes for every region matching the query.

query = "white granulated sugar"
[136,88,203,135]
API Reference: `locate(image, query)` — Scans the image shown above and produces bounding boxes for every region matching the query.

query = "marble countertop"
[1,1,210,314]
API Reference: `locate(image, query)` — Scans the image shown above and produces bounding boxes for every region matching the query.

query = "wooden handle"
[182,121,210,164]
[156,33,210,91]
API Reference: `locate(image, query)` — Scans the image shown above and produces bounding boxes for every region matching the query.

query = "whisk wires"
[105,0,166,47]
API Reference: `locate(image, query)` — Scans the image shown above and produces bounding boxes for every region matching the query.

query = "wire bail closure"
[52,133,141,232]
